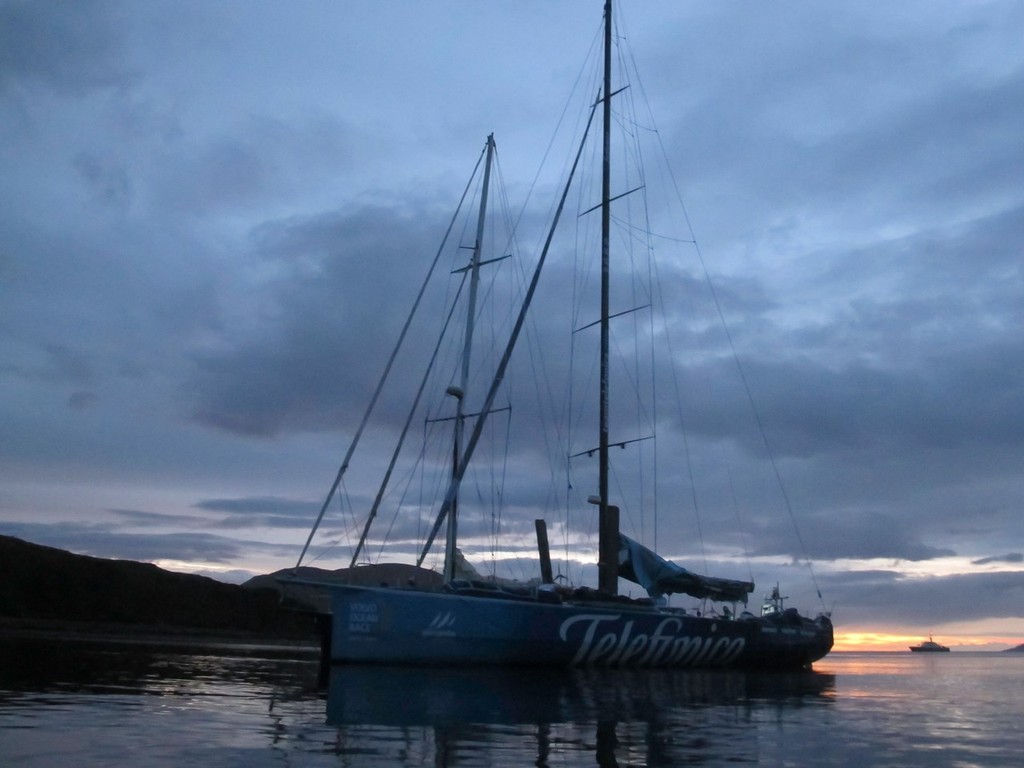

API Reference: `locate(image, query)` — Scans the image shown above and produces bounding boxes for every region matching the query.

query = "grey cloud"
[73,151,133,208]
[824,569,1024,627]
[0,521,294,565]
[745,510,956,563]
[195,496,319,517]
[148,113,359,218]
[188,203,457,437]
[973,553,1024,566]
[0,0,127,95]
[194,496,322,530]
[109,509,208,528]
[25,344,96,385]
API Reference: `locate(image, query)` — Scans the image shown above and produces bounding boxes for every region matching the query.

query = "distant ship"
[910,635,950,652]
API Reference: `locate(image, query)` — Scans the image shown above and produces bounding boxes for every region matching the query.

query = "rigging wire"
[620,17,827,610]
[300,476,353,568]
[727,466,757,586]
[294,142,487,570]
[487,19,607,587]
[416,91,601,569]
[350,275,468,566]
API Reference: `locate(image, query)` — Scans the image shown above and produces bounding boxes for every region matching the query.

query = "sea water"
[1,636,1021,767]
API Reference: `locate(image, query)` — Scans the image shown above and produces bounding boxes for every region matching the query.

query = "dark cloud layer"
[0,0,127,95]
[189,204,449,436]
[0,521,293,566]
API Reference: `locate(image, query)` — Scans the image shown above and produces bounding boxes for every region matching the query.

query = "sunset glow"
[834,631,1022,653]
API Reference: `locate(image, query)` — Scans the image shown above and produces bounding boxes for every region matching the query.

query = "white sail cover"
[618,535,754,604]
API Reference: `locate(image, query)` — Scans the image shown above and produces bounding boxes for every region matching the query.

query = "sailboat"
[289,0,833,670]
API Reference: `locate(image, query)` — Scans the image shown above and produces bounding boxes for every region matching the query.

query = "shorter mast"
[419,101,600,568]
[295,142,487,571]
[444,134,495,583]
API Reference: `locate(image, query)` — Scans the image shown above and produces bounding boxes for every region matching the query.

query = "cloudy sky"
[2,0,1023,650]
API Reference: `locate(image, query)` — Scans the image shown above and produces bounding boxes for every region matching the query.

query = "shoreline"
[0,617,321,657]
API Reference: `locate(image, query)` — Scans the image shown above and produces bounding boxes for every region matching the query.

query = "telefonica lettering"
[559,614,745,667]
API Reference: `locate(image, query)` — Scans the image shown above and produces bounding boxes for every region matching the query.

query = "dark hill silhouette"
[245,562,444,613]
[0,535,314,639]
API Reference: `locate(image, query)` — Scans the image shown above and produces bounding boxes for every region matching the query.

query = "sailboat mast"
[597,0,617,595]
[418,104,600,570]
[444,133,495,583]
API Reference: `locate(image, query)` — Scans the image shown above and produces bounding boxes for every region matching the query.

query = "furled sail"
[618,535,754,603]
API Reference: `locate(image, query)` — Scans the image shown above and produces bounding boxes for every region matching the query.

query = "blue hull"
[325,584,832,670]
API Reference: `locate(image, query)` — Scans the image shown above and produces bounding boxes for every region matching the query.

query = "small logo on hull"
[423,611,457,637]
[348,602,380,634]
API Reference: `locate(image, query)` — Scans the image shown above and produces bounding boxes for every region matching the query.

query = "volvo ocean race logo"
[347,602,380,634]
[559,614,746,667]
[423,611,457,637]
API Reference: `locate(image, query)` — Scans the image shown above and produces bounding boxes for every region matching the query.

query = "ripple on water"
[2,641,1023,767]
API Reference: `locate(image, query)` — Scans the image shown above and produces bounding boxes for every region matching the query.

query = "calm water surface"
[1,637,1022,766]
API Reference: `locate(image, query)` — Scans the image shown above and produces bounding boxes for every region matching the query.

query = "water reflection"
[326,664,835,766]
[3,641,1018,767]
[1,636,838,767]
[0,635,320,699]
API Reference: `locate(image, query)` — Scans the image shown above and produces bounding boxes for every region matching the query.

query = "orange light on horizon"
[834,631,1022,652]
[833,632,920,652]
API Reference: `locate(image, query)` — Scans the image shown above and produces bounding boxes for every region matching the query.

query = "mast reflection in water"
[325,664,836,766]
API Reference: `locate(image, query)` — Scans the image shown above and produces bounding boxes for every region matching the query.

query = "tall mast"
[597,0,617,595]
[444,133,495,583]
